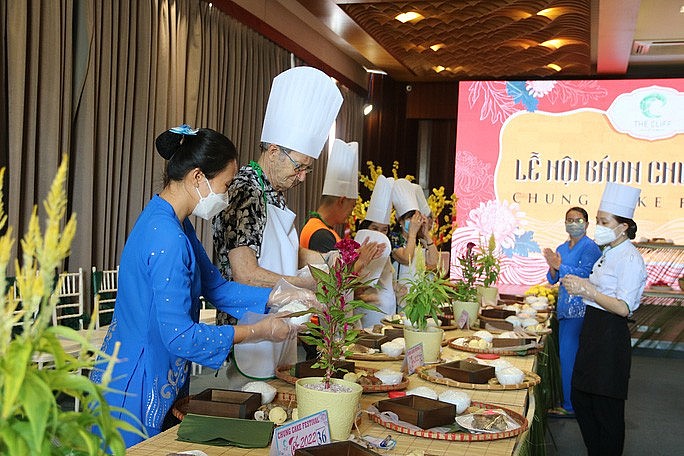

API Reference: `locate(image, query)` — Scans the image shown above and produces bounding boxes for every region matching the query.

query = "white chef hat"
[322,139,358,199]
[392,178,420,218]
[413,183,431,217]
[260,67,343,159]
[365,175,394,225]
[598,182,641,219]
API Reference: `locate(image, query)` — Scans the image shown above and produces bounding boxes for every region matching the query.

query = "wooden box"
[294,359,356,379]
[481,319,514,331]
[382,328,404,341]
[186,388,261,419]
[481,308,516,319]
[376,395,456,429]
[295,440,380,455]
[492,337,536,348]
[436,360,495,384]
[438,315,454,327]
[356,334,389,350]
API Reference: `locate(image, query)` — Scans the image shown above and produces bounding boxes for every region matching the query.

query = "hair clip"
[169,124,199,136]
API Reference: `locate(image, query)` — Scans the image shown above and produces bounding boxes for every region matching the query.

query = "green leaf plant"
[453,242,480,303]
[477,234,501,288]
[300,239,380,389]
[401,248,458,331]
[0,156,144,455]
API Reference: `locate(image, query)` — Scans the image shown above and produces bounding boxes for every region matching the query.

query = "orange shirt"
[300,217,340,249]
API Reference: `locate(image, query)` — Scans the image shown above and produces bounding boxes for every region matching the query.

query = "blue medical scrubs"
[547,235,602,412]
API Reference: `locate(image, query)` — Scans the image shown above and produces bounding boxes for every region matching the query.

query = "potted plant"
[452,242,481,329]
[475,234,501,305]
[296,239,380,441]
[0,158,140,455]
[401,248,458,363]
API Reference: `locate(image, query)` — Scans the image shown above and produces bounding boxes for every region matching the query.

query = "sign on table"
[270,410,330,456]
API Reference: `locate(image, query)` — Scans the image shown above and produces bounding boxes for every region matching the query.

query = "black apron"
[572,306,631,400]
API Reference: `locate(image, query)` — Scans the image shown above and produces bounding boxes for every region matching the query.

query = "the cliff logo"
[606,86,684,140]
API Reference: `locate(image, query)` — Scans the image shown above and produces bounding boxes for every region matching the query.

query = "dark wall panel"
[406,82,458,120]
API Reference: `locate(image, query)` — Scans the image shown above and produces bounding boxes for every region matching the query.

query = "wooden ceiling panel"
[335,0,592,80]
[287,0,683,81]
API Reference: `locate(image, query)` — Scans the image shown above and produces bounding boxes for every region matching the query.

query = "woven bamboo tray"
[446,337,542,356]
[369,401,528,441]
[381,319,460,331]
[346,352,404,361]
[275,364,408,393]
[415,364,541,390]
[478,315,552,336]
[172,391,297,421]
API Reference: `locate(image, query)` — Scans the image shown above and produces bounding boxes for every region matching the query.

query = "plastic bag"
[232,310,299,379]
[267,278,324,317]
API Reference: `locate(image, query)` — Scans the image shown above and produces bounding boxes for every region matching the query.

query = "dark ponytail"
[155,127,238,187]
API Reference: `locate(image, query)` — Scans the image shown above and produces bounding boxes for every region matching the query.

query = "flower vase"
[477,286,499,306]
[295,377,363,441]
[403,326,444,363]
[452,300,480,329]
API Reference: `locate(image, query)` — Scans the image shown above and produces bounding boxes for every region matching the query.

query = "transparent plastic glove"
[293,265,317,290]
[243,313,300,343]
[562,274,598,300]
[268,278,321,312]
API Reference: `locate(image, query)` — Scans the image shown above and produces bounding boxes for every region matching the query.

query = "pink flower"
[336,238,360,265]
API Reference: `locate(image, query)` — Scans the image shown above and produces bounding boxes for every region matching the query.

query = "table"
[127,328,537,456]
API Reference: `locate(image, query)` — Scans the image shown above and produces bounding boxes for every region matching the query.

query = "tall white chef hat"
[322,139,358,199]
[392,178,420,218]
[413,183,431,217]
[365,175,394,225]
[598,182,641,219]
[260,67,343,159]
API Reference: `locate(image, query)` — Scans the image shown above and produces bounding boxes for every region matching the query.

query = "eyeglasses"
[280,147,313,175]
[565,218,585,224]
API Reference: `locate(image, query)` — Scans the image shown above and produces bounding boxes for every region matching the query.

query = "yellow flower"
[349,161,457,245]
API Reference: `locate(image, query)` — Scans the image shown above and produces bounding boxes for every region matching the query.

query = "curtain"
[4,0,76,271]
[2,0,359,283]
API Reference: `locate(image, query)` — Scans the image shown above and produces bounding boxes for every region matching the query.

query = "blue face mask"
[565,222,586,238]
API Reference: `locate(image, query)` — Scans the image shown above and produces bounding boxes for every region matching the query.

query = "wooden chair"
[91,266,118,329]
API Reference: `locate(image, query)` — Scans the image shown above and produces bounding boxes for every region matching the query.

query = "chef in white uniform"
[212,66,343,379]
[354,175,396,326]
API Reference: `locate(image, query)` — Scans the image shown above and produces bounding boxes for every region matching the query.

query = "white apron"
[233,204,299,379]
[354,230,396,327]
[359,259,396,327]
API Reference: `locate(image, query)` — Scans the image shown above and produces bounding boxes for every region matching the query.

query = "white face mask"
[192,178,228,220]
[594,225,617,246]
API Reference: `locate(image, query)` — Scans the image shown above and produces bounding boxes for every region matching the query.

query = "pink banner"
[453,79,684,286]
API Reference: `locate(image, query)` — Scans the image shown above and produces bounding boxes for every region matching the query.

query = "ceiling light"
[433,66,445,73]
[546,63,562,72]
[363,104,373,116]
[364,67,387,75]
[680,5,684,13]
[537,7,571,19]
[429,43,446,52]
[395,12,424,23]
[540,39,565,49]
[537,8,559,19]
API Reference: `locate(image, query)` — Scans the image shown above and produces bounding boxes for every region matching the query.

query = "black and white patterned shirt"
[212,164,287,281]
[211,164,286,325]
